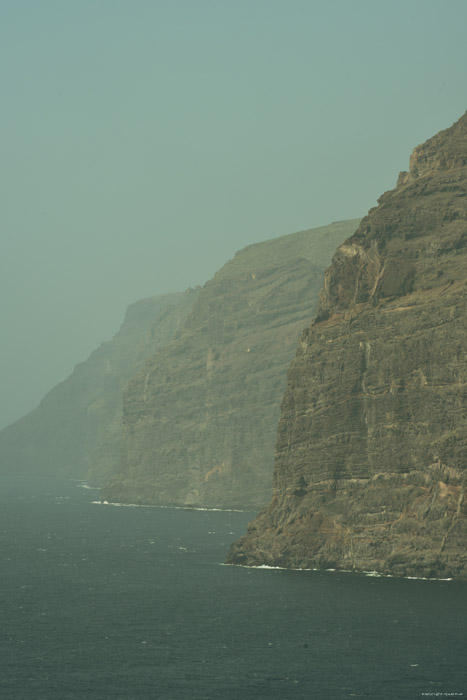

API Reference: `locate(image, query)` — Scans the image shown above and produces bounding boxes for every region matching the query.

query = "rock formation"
[102,220,359,509]
[0,291,198,480]
[227,113,467,580]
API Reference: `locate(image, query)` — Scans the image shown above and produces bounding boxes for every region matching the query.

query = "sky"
[1,0,466,429]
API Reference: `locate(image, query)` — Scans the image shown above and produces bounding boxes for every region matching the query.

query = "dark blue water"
[1,477,466,699]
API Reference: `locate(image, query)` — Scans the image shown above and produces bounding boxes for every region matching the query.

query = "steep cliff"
[0,291,198,481]
[102,220,359,509]
[227,113,467,580]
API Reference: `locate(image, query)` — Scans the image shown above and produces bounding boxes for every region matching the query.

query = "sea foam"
[91,500,249,513]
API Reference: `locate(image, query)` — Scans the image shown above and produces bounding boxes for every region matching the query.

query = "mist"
[1,0,466,428]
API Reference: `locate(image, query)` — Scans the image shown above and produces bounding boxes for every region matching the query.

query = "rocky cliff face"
[0,291,198,481]
[102,220,359,509]
[227,113,467,580]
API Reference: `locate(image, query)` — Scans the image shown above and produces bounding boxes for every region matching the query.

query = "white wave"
[223,563,454,581]
[363,570,453,581]
[91,500,250,513]
[91,501,139,507]
[159,504,249,513]
[222,563,314,571]
[404,575,453,581]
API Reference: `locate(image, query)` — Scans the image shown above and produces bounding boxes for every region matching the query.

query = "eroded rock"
[102,221,359,509]
[227,112,467,580]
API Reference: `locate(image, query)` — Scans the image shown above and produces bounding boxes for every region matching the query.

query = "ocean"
[1,476,465,700]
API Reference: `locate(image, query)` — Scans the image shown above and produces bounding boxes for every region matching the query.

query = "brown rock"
[102,220,359,509]
[227,112,467,580]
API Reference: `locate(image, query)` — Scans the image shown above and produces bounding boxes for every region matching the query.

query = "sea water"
[0,476,465,700]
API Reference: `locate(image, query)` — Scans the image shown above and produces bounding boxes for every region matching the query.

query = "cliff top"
[398,110,467,185]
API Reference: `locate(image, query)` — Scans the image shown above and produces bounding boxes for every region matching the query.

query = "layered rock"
[102,220,359,509]
[227,113,467,580]
[0,291,198,481]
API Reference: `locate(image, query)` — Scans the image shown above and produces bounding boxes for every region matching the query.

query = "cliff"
[227,113,467,580]
[0,291,198,481]
[102,220,359,509]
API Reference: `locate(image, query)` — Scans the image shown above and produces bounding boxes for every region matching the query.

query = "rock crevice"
[227,112,467,580]
[102,221,359,509]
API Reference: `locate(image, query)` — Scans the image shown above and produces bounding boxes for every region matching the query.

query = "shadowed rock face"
[0,291,198,481]
[227,112,467,580]
[101,220,359,510]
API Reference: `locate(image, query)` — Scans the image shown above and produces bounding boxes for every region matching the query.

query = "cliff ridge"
[0,291,198,481]
[227,112,467,579]
[102,220,359,509]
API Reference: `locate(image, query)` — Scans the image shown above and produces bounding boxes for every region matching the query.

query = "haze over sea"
[1,477,465,699]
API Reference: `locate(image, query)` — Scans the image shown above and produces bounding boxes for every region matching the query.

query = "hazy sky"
[1,0,466,429]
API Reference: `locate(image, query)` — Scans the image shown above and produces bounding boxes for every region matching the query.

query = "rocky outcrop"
[227,113,467,580]
[102,220,359,509]
[0,291,198,480]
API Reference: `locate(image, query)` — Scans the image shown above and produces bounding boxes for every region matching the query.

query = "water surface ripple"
[1,477,465,699]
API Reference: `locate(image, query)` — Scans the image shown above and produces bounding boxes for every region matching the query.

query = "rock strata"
[102,221,359,509]
[0,291,198,481]
[227,113,467,580]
